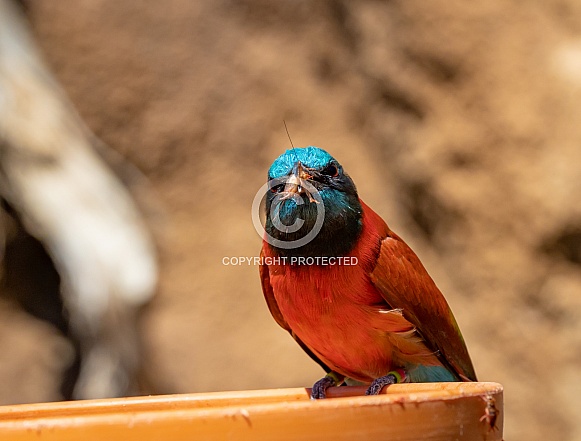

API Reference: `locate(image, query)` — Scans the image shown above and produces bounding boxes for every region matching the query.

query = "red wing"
[259,246,333,374]
[259,247,290,332]
[370,233,477,381]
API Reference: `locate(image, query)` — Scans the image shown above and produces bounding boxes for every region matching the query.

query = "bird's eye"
[321,164,339,177]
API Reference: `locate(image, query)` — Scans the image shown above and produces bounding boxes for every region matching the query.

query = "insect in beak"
[281,162,319,203]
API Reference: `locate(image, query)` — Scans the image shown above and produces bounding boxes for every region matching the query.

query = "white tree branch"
[0,0,158,399]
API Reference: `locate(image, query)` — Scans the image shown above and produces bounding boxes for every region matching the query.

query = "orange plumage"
[261,200,476,384]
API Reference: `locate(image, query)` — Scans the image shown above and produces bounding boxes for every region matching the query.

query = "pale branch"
[0,0,158,399]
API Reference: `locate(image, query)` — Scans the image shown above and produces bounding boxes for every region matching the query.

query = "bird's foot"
[311,372,343,399]
[365,369,406,395]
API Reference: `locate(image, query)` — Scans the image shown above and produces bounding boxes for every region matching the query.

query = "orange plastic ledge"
[0,382,503,440]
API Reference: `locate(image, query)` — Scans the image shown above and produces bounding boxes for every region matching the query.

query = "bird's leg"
[311,372,345,399]
[365,369,407,395]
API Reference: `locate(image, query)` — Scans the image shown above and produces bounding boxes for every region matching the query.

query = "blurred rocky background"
[1,1,580,440]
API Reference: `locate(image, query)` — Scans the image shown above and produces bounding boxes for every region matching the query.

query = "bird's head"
[265,146,363,258]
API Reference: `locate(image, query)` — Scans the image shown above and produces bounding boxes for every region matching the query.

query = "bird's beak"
[284,162,312,195]
[281,162,319,203]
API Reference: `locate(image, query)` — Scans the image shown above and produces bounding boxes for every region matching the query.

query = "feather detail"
[362,199,477,381]
[260,201,454,383]
[259,147,477,387]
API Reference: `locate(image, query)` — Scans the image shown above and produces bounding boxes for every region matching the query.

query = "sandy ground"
[1,1,581,440]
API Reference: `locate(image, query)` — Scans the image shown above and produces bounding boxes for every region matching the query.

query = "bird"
[259,146,477,399]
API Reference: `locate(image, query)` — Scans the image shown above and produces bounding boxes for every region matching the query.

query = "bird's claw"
[365,373,398,395]
[311,375,337,399]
